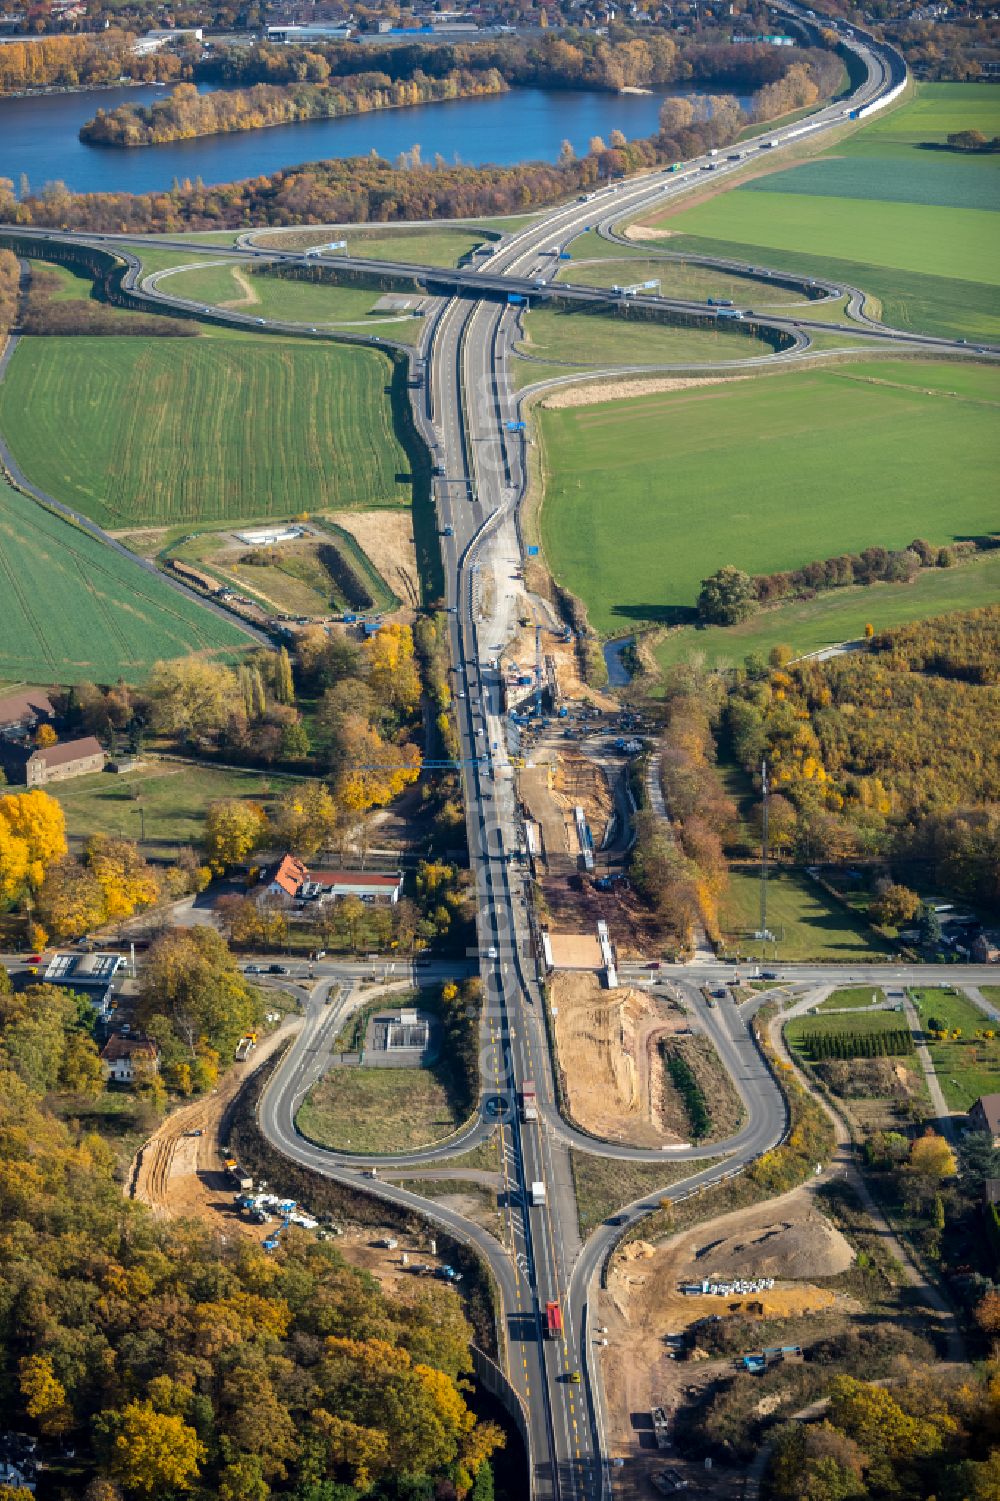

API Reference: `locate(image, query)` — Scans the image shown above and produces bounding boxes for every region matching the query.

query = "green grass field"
[638,84,1000,340]
[558,253,821,308]
[908,987,1000,1112]
[815,987,887,1012]
[155,262,421,338]
[0,333,412,529]
[54,762,296,846]
[720,868,885,961]
[515,304,767,384]
[0,476,250,684]
[297,1062,466,1154]
[537,359,1000,639]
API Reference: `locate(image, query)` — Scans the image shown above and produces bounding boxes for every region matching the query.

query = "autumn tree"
[271,781,338,857]
[870,881,921,930]
[33,723,58,749]
[203,798,270,873]
[364,622,422,717]
[100,1401,205,1497]
[0,788,67,892]
[36,857,107,941]
[909,1130,957,1180]
[147,659,238,739]
[19,1354,73,1437]
[85,835,159,921]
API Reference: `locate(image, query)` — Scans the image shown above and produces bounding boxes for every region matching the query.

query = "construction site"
[597,1192,859,1496]
[129,1020,458,1298]
[549,972,695,1146]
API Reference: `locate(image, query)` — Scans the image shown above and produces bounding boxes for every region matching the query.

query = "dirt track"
[131,1021,300,1239]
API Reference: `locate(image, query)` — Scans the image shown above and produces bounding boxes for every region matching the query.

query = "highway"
[0,11,988,1496]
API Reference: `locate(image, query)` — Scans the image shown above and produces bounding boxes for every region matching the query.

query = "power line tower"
[759,756,771,948]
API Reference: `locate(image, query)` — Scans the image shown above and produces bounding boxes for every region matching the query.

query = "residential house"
[100,1032,160,1085]
[968,1094,1000,1147]
[259,854,403,906]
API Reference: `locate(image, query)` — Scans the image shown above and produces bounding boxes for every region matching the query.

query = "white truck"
[530,1181,546,1207]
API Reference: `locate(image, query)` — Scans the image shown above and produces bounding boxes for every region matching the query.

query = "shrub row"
[799,1028,914,1061]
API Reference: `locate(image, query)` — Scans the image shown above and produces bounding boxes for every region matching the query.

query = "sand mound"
[693,1212,854,1281]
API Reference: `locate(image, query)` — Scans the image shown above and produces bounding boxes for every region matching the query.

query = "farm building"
[235,526,305,547]
[100,1032,160,1085]
[25,735,105,787]
[0,687,54,741]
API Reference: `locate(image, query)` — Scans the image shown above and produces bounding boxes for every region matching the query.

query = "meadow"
[0,476,250,685]
[296,1063,465,1155]
[0,332,413,529]
[556,254,809,308]
[718,868,883,962]
[514,304,766,386]
[908,987,1000,1112]
[156,262,421,339]
[638,84,1000,341]
[536,359,1000,639]
[55,762,296,847]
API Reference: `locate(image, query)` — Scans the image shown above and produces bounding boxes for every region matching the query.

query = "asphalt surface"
[0,11,989,1498]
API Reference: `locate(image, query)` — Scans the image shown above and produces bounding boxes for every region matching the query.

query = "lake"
[2,82,752,196]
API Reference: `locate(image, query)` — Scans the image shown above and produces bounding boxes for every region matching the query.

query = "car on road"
[487,946,498,959]
[567,1371,581,1384]
[27,954,43,965]
[255,317,265,325]
[245,964,264,974]
[268,964,289,975]
[761,970,779,980]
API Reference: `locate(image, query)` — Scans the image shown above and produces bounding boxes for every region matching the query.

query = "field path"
[220,266,261,309]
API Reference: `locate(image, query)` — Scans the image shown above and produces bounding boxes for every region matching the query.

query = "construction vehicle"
[651,1406,672,1449]
[234,1035,257,1063]
[530,1181,546,1207]
[520,1082,538,1123]
[225,1159,253,1191]
[545,1301,563,1339]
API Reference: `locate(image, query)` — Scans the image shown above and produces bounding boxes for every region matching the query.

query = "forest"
[726,607,1000,908]
[79,69,508,148]
[0,1044,502,1498]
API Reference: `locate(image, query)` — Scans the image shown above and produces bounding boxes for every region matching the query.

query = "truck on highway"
[530,1180,546,1207]
[545,1301,563,1339]
[521,1081,538,1122]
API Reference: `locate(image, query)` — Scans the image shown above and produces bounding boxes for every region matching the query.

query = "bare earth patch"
[540,374,751,410]
[551,972,690,1146]
[327,508,419,611]
[622,224,677,241]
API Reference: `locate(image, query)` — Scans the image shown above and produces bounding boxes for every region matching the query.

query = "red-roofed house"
[260,854,309,901]
[259,855,402,906]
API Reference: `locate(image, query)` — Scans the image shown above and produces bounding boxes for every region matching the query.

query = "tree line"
[799,1026,915,1060]
[0,32,842,230]
[0,248,18,341]
[20,262,195,337]
[79,68,508,148]
[697,536,987,626]
[0,30,186,96]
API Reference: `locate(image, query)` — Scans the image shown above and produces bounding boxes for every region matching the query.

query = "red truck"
[545,1301,563,1340]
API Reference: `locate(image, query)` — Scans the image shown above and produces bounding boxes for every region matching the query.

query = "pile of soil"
[693,1212,855,1282]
